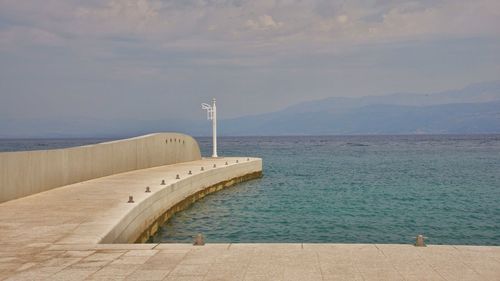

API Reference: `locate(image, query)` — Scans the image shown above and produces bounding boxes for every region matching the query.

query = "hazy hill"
[219,100,500,135]
[275,80,500,114]
[1,80,499,137]
[216,80,500,135]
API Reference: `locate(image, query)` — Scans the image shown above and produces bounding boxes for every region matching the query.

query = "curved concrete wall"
[100,158,263,244]
[0,133,201,203]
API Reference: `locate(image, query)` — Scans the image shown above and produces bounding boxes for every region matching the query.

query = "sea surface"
[1,135,499,245]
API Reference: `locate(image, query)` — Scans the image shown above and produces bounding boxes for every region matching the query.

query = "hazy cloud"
[1,0,499,123]
[2,0,499,50]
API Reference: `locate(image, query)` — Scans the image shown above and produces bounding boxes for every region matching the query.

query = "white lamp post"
[201,98,218,158]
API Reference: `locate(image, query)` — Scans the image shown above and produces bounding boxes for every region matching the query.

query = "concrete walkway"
[1,243,499,280]
[1,157,499,280]
[0,157,260,245]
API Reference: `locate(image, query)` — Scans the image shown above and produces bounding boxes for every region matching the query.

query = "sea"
[1,135,499,245]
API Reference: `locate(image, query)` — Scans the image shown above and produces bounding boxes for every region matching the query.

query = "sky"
[1,0,500,122]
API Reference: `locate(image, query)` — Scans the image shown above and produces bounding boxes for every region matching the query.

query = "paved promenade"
[1,243,499,280]
[0,157,499,280]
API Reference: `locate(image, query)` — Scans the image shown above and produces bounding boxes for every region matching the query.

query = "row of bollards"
[128,158,251,203]
[192,232,425,247]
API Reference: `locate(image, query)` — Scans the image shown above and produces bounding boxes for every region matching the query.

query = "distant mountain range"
[219,80,500,135]
[220,100,500,135]
[1,80,500,137]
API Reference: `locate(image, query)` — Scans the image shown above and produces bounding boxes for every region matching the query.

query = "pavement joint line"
[374,244,386,257]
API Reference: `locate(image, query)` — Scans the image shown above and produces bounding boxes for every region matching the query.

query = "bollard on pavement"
[415,234,426,247]
[193,233,205,246]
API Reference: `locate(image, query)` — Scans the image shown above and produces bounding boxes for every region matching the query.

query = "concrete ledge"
[134,171,262,243]
[99,159,262,244]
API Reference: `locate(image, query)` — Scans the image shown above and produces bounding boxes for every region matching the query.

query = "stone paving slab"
[1,243,500,280]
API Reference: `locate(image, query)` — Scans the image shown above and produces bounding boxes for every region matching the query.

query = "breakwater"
[0,133,201,203]
[0,133,262,246]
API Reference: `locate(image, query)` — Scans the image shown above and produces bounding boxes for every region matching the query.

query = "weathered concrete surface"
[1,154,499,280]
[0,157,261,246]
[0,133,201,203]
[0,156,266,280]
[1,243,499,280]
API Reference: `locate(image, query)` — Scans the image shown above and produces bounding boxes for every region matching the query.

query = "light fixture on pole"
[201,98,217,158]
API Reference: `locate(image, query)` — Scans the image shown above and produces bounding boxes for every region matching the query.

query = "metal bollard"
[145,186,151,193]
[127,196,134,203]
[225,161,228,165]
[193,233,205,246]
[201,167,204,171]
[213,164,216,168]
[247,158,249,161]
[415,234,426,247]
[161,180,165,185]
[236,159,239,163]
[176,174,180,179]
[188,170,192,175]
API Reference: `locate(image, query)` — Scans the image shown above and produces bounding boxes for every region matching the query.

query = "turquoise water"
[151,135,500,245]
[1,135,499,245]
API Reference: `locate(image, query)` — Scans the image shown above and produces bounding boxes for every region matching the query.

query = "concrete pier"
[0,135,499,280]
[0,157,498,281]
[0,133,202,203]
[0,156,267,280]
[0,156,262,244]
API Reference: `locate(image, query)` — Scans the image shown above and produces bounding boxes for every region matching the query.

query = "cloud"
[1,0,499,122]
[1,0,499,67]
[74,0,166,37]
[337,15,348,24]
[0,26,64,50]
[245,15,282,30]
[1,0,498,50]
